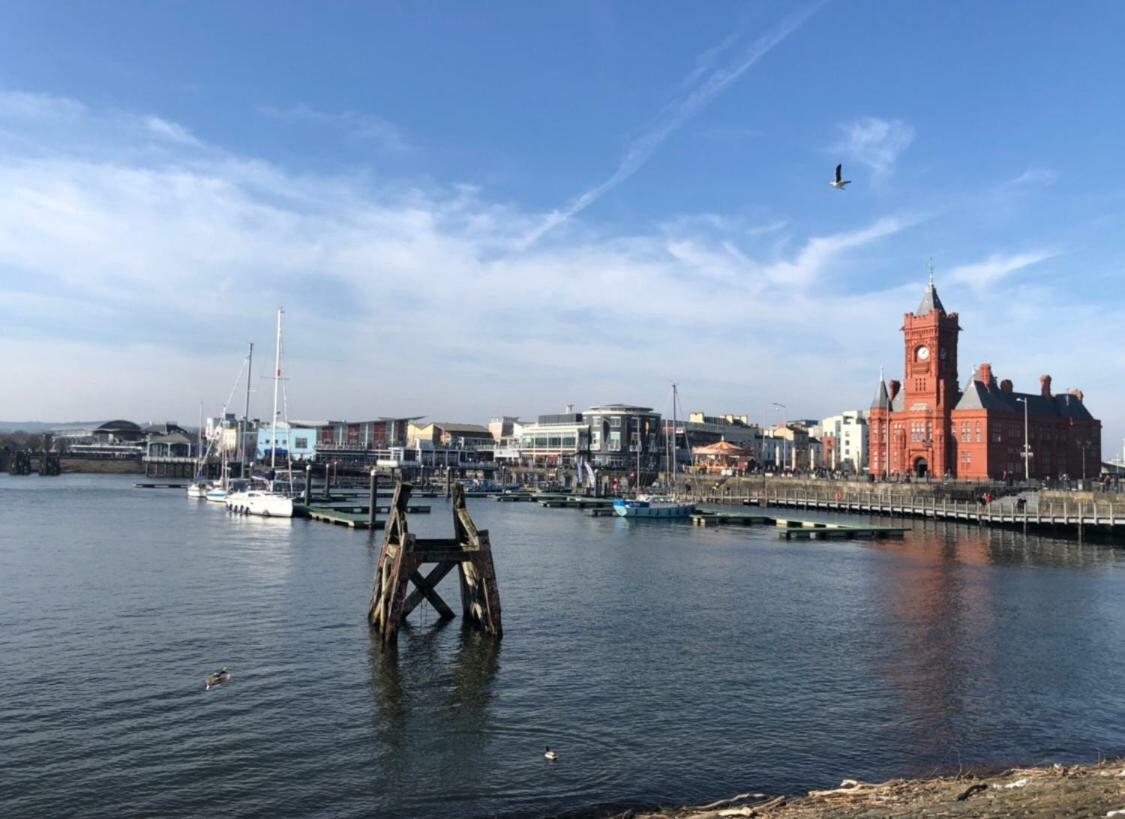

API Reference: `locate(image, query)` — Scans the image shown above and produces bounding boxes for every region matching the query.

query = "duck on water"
[205,667,231,690]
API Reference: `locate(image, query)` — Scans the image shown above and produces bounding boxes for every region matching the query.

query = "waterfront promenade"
[684,476,1125,537]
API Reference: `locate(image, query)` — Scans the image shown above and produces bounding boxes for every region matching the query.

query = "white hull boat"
[187,481,210,499]
[225,489,294,518]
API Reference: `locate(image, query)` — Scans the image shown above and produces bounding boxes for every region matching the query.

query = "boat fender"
[835,491,844,501]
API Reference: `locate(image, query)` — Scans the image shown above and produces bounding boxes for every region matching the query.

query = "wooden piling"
[368,482,502,644]
[303,464,312,506]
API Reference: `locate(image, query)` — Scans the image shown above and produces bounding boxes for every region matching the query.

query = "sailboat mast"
[671,383,678,486]
[197,400,203,478]
[270,309,283,472]
[241,342,254,472]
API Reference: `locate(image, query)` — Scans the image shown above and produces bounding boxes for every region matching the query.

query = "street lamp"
[1078,439,1092,481]
[771,402,787,470]
[1015,397,1032,481]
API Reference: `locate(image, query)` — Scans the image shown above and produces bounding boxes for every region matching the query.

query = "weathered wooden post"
[368,468,378,529]
[369,482,502,645]
[323,463,331,501]
[303,464,312,507]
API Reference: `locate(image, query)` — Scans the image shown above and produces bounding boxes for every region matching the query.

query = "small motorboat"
[544,746,557,762]
[205,667,232,689]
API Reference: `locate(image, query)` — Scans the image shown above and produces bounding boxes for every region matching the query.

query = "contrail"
[521,4,823,248]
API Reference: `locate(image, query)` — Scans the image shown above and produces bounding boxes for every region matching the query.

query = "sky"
[1,1,1123,457]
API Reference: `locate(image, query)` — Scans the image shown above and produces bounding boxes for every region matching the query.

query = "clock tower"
[899,272,960,477]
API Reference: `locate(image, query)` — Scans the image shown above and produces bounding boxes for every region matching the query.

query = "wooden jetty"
[691,511,772,527]
[495,493,536,502]
[306,507,385,529]
[311,502,431,514]
[368,482,502,644]
[775,518,907,540]
[134,482,189,489]
[539,496,618,509]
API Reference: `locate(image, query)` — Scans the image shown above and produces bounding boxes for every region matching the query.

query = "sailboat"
[225,309,295,518]
[613,384,696,519]
[187,401,210,498]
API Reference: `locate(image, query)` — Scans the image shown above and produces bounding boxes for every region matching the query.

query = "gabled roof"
[916,282,946,315]
[954,380,1095,420]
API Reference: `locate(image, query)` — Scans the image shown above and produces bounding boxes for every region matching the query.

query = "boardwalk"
[689,485,1125,534]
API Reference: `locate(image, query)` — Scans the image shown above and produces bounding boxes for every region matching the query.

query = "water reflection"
[868,517,1124,569]
[368,622,501,763]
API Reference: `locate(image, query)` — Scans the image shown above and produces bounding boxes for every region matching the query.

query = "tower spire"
[928,257,934,287]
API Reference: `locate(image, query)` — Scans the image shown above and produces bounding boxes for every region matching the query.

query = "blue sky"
[1,2,1123,457]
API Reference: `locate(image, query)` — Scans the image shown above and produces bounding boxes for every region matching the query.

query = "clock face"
[916,346,930,361]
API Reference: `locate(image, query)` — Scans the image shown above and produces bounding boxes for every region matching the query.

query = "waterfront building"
[317,418,414,451]
[682,412,761,448]
[584,404,664,470]
[488,416,523,442]
[820,411,868,473]
[868,279,1101,479]
[256,422,318,462]
[408,421,495,449]
[513,411,589,466]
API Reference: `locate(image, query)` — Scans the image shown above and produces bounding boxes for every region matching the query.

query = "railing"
[683,483,1123,530]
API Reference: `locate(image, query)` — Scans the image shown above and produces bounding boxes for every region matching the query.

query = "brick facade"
[868,283,1100,480]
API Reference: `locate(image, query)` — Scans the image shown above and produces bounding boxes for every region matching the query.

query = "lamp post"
[1078,439,1091,482]
[1016,397,1031,482]
[771,402,786,470]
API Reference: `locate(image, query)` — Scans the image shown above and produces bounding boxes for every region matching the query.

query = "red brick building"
[868,281,1101,480]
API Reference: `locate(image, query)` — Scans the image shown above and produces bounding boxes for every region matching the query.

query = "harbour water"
[1,475,1123,817]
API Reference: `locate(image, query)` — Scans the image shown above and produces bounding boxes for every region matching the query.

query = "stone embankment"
[626,760,1125,819]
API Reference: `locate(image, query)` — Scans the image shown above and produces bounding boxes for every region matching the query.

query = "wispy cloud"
[0,89,86,120]
[143,116,201,146]
[834,116,914,176]
[522,4,823,247]
[259,103,411,152]
[762,215,919,286]
[948,249,1057,291]
[1005,166,1057,187]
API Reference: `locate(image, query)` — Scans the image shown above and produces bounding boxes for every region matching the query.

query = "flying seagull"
[830,163,851,190]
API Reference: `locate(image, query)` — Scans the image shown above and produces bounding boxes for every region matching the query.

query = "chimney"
[1000,379,1013,393]
[888,380,901,402]
[978,363,994,388]
[1070,388,1084,402]
[1040,374,1052,397]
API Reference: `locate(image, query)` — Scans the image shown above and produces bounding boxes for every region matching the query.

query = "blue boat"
[613,497,696,519]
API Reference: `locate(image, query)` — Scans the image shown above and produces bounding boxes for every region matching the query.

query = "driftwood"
[368,481,502,644]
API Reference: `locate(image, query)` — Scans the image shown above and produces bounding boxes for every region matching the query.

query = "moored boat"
[613,497,696,518]
[225,478,295,518]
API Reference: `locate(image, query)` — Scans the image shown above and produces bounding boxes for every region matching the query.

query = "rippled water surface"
[1,475,1124,817]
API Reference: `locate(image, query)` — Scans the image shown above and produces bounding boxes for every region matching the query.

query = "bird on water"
[544,746,557,762]
[830,163,851,190]
[205,666,232,690]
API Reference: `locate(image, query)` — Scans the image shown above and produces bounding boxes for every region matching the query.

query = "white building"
[820,411,868,474]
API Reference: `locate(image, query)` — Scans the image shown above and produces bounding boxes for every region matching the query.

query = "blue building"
[256,423,318,462]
